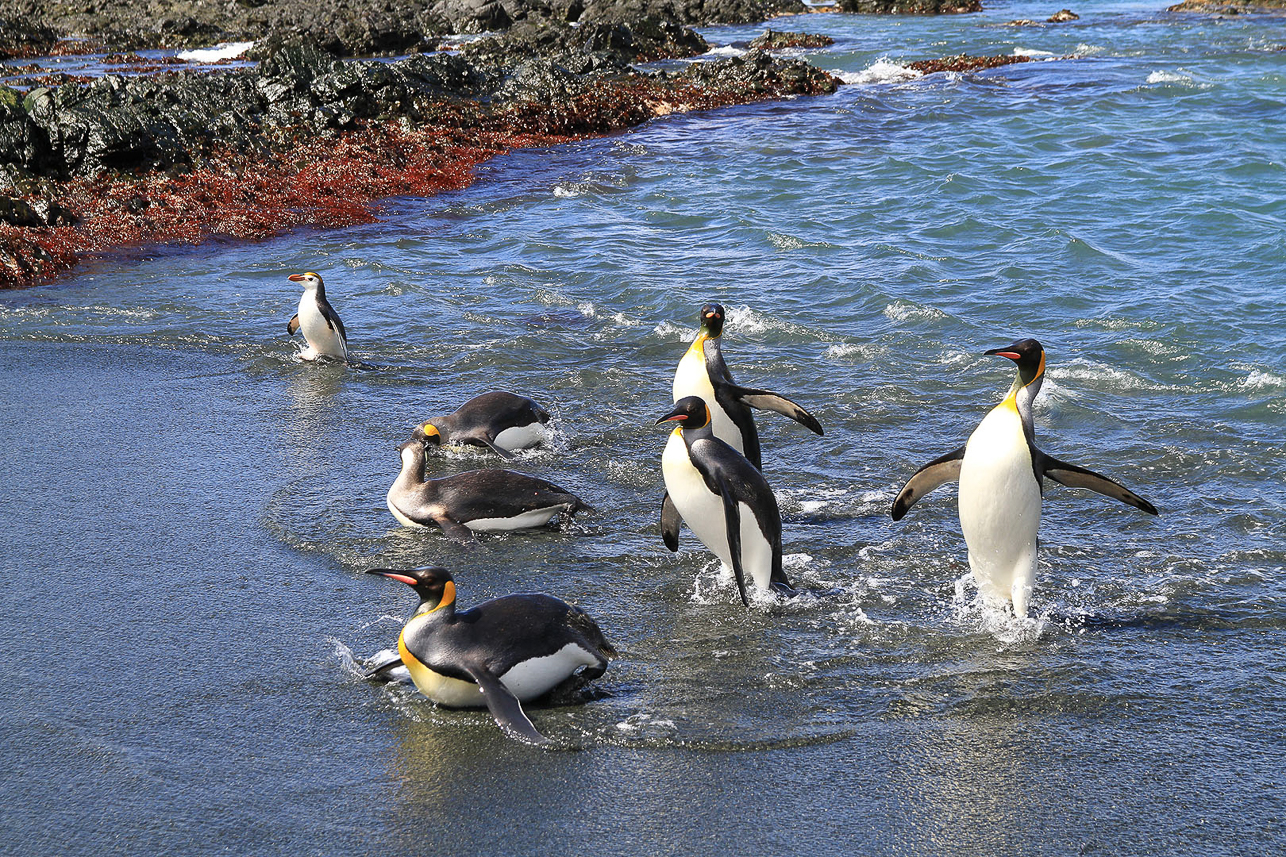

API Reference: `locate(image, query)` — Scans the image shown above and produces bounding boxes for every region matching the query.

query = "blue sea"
[2,2,1284,854]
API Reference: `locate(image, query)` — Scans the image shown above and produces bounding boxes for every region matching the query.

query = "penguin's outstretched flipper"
[1038,452,1159,515]
[287,314,301,336]
[731,385,824,436]
[660,492,681,552]
[891,447,965,521]
[467,665,551,747]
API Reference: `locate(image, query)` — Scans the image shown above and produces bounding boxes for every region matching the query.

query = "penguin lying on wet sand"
[286,271,348,361]
[366,565,616,746]
[671,302,823,469]
[387,440,589,542]
[658,395,797,605]
[890,338,1158,618]
[411,391,551,459]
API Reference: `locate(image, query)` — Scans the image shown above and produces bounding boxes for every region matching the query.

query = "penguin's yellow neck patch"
[429,580,455,614]
[685,331,708,359]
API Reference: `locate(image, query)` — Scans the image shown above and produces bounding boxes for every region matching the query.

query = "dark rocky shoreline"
[0,0,991,287]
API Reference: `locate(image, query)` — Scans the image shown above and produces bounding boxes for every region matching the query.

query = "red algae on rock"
[0,57,839,287]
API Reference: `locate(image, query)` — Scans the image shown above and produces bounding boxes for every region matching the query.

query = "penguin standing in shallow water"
[366,565,616,746]
[411,391,551,458]
[671,303,823,469]
[891,338,1158,618]
[286,271,348,361]
[658,395,796,605]
[387,440,589,542]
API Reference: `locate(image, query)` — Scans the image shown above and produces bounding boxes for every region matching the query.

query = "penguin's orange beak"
[985,348,1022,361]
[288,273,305,282]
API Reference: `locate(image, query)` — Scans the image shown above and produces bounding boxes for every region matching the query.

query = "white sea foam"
[1013,47,1055,58]
[837,58,922,86]
[177,41,254,62]
[1147,69,1199,86]
[705,45,747,58]
[1075,43,1105,56]
[1240,369,1286,390]
[882,300,945,322]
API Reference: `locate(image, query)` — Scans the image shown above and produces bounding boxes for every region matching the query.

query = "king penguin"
[890,338,1158,618]
[658,395,796,605]
[387,440,590,542]
[671,303,823,470]
[365,565,616,746]
[412,391,551,459]
[287,271,349,361]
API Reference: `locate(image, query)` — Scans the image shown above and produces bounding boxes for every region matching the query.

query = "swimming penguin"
[412,391,551,459]
[365,565,616,746]
[671,303,823,470]
[890,338,1158,618]
[658,395,796,605]
[387,440,589,542]
[286,271,348,361]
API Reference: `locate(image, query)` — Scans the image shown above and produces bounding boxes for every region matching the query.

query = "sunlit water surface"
[2,2,1284,854]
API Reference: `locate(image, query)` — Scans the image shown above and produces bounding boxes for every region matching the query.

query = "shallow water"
[2,2,1285,854]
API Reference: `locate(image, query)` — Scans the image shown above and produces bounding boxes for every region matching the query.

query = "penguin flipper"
[660,491,681,552]
[718,484,751,607]
[1039,453,1159,515]
[465,665,552,747]
[362,652,406,682]
[730,385,824,435]
[479,436,517,459]
[434,515,478,544]
[891,447,965,521]
[287,314,300,336]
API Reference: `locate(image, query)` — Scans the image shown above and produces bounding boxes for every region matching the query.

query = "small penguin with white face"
[658,395,796,605]
[672,302,822,470]
[365,565,616,746]
[287,271,348,361]
[411,391,551,459]
[386,440,589,542]
[891,338,1158,618]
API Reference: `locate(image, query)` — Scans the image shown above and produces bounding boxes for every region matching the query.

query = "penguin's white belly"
[958,406,1042,615]
[465,505,565,532]
[404,643,598,707]
[673,352,745,456]
[297,296,346,358]
[662,435,773,591]
[492,422,548,451]
[498,643,600,700]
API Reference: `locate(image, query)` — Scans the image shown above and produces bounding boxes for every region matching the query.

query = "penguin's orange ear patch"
[422,424,440,437]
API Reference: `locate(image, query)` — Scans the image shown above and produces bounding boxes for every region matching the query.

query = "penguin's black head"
[657,395,712,430]
[366,566,456,612]
[410,422,443,447]
[699,303,725,339]
[985,338,1045,384]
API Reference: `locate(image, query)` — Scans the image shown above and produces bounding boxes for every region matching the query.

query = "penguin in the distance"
[411,391,551,459]
[671,303,823,469]
[286,271,348,361]
[891,338,1158,617]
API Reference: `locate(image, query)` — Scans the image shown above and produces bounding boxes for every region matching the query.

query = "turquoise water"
[2,2,1284,854]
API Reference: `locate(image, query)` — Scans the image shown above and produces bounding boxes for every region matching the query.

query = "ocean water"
[2,2,1284,854]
